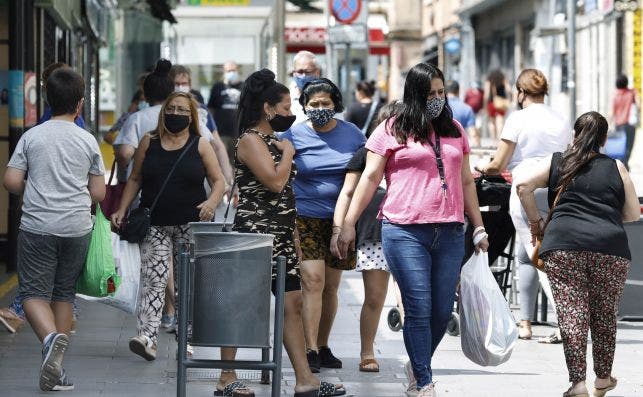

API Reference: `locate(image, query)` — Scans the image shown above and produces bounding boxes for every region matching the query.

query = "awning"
[284,26,390,55]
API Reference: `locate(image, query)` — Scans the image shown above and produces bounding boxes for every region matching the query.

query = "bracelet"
[473,226,486,235]
[528,218,543,225]
[473,231,488,245]
[332,225,342,230]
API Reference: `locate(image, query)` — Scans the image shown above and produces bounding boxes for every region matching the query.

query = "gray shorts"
[17,230,91,303]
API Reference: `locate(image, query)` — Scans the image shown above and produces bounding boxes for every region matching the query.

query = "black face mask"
[269,114,297,132]
[164,114,190,134]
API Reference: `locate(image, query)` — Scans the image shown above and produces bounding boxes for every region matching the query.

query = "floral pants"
[544,250,629,383]
[137,225,190,344]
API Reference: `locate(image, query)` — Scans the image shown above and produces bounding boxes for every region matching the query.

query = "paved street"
[1,268,642,397]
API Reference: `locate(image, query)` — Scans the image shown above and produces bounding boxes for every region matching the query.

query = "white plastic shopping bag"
[459,252,518,366]
[78,232,141,314]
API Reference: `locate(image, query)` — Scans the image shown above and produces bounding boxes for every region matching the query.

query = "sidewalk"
[1,270,642,396]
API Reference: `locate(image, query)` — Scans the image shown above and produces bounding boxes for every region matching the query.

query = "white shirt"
[500,103,572,175]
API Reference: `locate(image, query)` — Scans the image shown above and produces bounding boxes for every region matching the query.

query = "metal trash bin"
[191,230,273,347]
[177,222,286,397]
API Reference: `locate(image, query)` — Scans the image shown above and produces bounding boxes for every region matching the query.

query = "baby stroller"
[387,172,515,335]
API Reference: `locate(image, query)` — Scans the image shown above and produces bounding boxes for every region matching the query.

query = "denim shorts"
[17,230,91,303]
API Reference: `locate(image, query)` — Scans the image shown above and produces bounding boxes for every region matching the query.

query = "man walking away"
[3,68,106,391]
[208,60,243,162]
[447,80,480,146]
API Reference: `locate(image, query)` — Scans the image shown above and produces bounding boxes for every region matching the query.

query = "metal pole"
[567,0,576,122]
[7,0,26,273]
[344,43,351,107]
[177,250,190,397]
[325,2,334,81]
[271,256,286,397]
[275,0,286,83]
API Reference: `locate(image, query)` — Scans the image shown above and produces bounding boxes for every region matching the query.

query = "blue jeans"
[382,221,464,388]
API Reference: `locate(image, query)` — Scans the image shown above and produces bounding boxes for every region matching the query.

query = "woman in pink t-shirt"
[337,63,489,397]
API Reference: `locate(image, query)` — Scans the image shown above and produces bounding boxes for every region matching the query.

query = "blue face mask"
[307,108,335,127]
[294,75,316,90]
[138,101,149,111]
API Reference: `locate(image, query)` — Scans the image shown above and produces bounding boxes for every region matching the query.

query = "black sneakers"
[318,346,342,369]
[306,350,320,373]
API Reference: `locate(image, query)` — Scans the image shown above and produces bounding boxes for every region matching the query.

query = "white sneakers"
[129,335,157,361]
[404,361,437,397]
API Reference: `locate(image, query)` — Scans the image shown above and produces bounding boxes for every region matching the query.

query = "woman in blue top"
[280,79,366,372]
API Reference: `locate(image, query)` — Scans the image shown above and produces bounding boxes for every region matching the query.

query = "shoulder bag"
[120,136,198,243]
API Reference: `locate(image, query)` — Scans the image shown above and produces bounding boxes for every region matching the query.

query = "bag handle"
[361,95,380,135]
[107,160,116,186]
[149,136,198,213]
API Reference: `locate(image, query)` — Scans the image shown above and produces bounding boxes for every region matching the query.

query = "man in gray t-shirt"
[3,68,105,391]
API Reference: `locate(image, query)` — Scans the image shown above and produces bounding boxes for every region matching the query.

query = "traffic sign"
[330,0,362,25]
[327,23,367,44]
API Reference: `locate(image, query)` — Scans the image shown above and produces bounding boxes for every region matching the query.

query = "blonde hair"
[151,92,201,139]
[516,68,548,98]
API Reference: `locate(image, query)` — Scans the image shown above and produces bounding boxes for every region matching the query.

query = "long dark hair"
[388,63,458,144]
[144,59,174,104]
[237,69,290,133]
[556,111,608,191]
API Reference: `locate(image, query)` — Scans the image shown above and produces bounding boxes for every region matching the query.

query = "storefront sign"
[24,73,37,128]
[330,0,361,24]
[186,0,250,5]
[633,8,642,97]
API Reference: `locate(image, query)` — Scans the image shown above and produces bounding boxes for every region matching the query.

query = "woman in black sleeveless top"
[516,112,639,397]
[215,69,345,397]
[111,92,226,362]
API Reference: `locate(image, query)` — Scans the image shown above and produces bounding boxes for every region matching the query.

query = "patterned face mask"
[426,97,446,119]
[307,108,336,126]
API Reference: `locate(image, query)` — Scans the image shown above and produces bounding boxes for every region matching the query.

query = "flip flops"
[213,380,255,397]
[593,377,617,397]
[293,381,346,397]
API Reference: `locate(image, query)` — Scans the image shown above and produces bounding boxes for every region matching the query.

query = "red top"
[612,88,636,126]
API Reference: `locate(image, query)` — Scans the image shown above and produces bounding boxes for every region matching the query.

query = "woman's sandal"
[293,381,346,397]
[562,387,589,397]
[593,377,617,397]
[359,358,380,372]
[213,380,255,397]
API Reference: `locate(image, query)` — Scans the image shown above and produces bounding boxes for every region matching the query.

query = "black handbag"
[120,137,197,243]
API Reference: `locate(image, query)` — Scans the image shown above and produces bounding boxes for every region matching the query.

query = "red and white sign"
[330,0,361,25]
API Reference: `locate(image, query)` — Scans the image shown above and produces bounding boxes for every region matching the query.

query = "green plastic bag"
[76,204,121,297]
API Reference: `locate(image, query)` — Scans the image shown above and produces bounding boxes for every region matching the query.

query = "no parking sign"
[329,0,361,24]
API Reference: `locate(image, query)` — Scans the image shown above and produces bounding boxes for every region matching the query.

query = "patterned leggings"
[544,250,629,383]
[138,225,190,344]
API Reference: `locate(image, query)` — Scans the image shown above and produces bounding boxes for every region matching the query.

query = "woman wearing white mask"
[279,78,366,374]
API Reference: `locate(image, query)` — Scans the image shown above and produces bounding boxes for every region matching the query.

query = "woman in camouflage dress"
[214,69,345,397]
